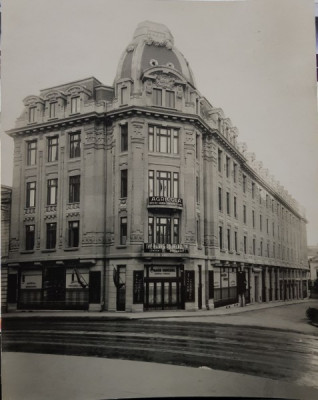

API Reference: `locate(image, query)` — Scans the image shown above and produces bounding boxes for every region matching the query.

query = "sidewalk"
[3,299,318,335]
[2,298,317,319]
[3,352,318,400]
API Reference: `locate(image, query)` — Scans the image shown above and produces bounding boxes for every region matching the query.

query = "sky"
[1,0,318,245]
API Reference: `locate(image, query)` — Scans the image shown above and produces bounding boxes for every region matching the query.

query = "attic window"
[150,59,158,67]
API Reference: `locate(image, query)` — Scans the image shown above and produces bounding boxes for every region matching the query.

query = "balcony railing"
[144,243,189,253]
[147,196,183,209]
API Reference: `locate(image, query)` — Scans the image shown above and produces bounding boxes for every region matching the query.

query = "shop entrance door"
[144,266,184,310]
[254,275,259,302]
[198,265,202,310]
[43,267,65,309]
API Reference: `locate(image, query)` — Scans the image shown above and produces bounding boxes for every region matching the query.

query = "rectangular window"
[69,175,80,203]
[148,217,154,243]
[120,124,128,152]
[226,156,230,178]
[266,218,269,234]
[29,106,36,123]
[273,243,275,258]
[233,163,237,183]
[252,182,255,199]
[25,225,35,250]
[46,222,56,249]
[219,226,223,249]
[243,205,246,224]
[69,132,81,158]
[197,219,200,245]
[148,170,154,196]
[165,90,175,108]
[252,210,255,228]
[253,238,256,255]
[272,199,274,212]
[173,218,179,244]
[173,172,179,197]
[121,169,128,198]
[196,177,200,203]
[226,192,230,214]
[218,187,222,212]
[234,196,237,217]
[260,241,263,256]
[153,88,162,106]
[243,175,246,193]
[266,194,269,208]
[47,179,58,205]
[218,149,222,173]
[259,188,262,204]
[68,221,79,247]
[234,231,238,252]
[260,215,262,231]
[227,228,231,251]
[244,236,247,254]
[47,136,58,162]
[267,243,270,258]
[27,141,37,165]
[272,222,275,236]
[157,171,171,197]
[156,217,171,244]
[120,87,128,105]
[120,217,127,245]
[26,182,36,208]
[49,102,57,119]
[71,96,80,114]
[148,126,179,154]
[196,135,200,159]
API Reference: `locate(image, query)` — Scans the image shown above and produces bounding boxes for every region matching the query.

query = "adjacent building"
[1,185,12,312]
[5,21,309,312]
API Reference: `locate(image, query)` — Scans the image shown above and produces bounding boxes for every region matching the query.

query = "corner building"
[6,22,309,312]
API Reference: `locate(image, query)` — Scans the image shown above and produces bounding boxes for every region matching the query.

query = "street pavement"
[3,352,318,400]
[3,298,318,334]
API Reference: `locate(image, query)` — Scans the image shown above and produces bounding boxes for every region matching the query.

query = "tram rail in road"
[3,318,318,389]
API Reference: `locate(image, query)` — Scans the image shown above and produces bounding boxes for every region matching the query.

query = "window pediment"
[65,85,92,97]
[23,95,44,107]
[43,91,66,102]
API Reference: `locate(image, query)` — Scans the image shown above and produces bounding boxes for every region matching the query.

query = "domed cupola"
[114,21,196,89]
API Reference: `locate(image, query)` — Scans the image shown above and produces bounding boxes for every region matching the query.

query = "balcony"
[144,243,189,254]
[147,196,183,210]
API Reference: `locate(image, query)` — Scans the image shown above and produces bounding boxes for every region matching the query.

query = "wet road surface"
[3,318,318,389]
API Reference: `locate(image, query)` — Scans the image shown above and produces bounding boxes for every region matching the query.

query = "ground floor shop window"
[213,266,238,308]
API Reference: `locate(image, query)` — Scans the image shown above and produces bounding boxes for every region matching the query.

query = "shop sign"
[149,266,177,278]
[148,196,183,208]
[21,273,42,289]
[144,243,189,253]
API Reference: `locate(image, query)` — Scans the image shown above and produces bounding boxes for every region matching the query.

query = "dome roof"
[115,21,196,88]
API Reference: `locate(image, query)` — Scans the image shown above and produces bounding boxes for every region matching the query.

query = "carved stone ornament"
[66,203,80,210]
[145,36,173,49]
[44,91,65,101]
[130,230,143,242]
[204,235,217,247]
[131,120,144,139]
[126,44,135,52]
[82,233,106,245]
[176,85,183,99]
[154,73,176,89]
[185,232,196,244]
[105,232,114,244]
[9,238,20,251]
[145,80,153,94]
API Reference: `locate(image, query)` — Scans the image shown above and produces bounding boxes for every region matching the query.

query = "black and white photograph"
[1,0,318,399]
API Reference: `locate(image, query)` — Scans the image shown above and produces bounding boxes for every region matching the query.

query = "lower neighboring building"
[4,21,309,313]
[1,185,12,313]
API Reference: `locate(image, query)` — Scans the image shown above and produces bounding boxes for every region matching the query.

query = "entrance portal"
[43,267,65,309]
[144,265,184,310]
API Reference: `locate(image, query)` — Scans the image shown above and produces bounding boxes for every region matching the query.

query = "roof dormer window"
[29,106,36,123]
[71,96,80,114]
[49,102,57,119]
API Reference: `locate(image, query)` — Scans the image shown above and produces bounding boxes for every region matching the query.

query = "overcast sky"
[1,0,318,245]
